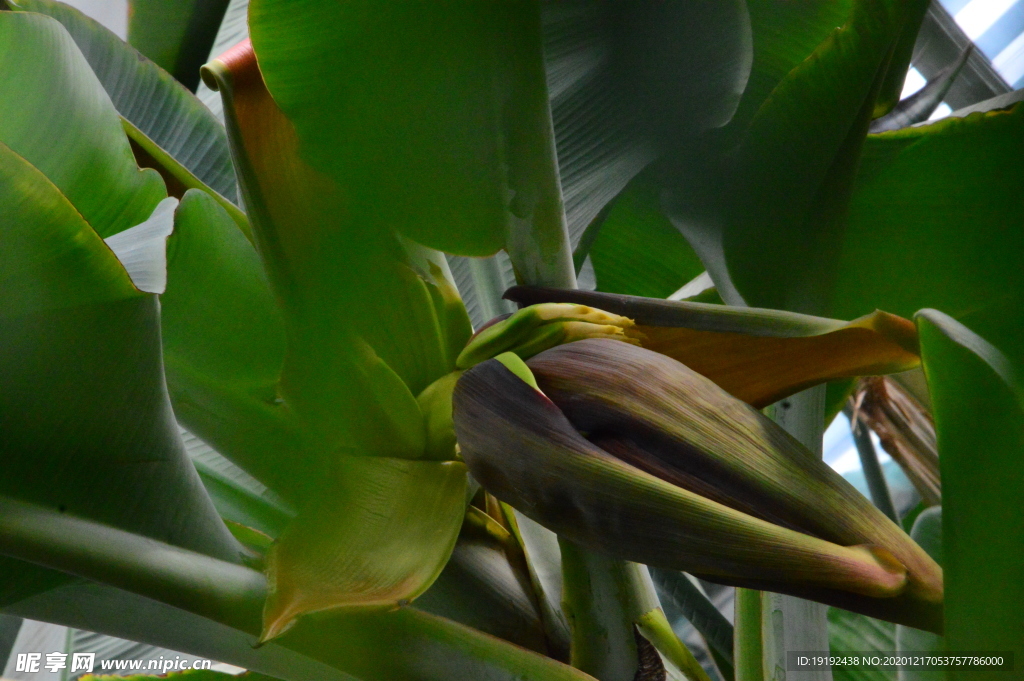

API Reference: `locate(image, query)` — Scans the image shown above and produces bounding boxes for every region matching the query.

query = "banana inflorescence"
[450,333,943,632]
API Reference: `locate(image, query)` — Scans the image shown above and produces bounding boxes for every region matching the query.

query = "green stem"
[468,254,518,321]
[734,588,764,681]
[761,386,833,681]
[559,539,657,681]
[0,496,264,630]
[500,1,576,290]
[0,497,596,681]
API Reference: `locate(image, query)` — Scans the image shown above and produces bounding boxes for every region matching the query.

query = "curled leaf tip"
[843,545,909,597]
[200,38,255,93]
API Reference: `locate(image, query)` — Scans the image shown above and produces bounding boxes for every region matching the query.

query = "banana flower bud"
[452,340,943,633]
[456,303,640,369]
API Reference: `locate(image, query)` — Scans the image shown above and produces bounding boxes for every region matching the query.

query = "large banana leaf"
[161,189,299,495]
[584,180,705,299]
[247,1,562,276]
[0,12,165,238]
[0,11,241,609]
[163,189,282,403]
[128,0,230,90]
[6,4,294,503]
[827,608,895,681]
[246,0,752,285]
[9,0,240,208]
[728,0,851,132]
[542,0,751,250]
[592,0,1023,375]
[202,40,443,465]
[200,39,476,638]
[182,429,294,540]
[917,311,1024,667]
[4,582,357,681]
[831,106,1024,359]
[715,0,915,314]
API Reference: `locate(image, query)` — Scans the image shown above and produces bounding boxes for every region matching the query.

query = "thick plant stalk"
[560,542,658,681]
[734,588,763,681]
[490,21,683,672]
[497,3,576,289]
[760,388,832,681]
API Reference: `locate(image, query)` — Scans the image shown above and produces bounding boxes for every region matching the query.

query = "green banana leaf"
[182,429,294,540]
[543,1,751,250]
[102,196,178,293]
[446,252,519,329]
[0,11,241,608]
[246,0,752,285]
[5,583,357,681]
[729,0,851,133]
[650,569,733,671]
[9,0,240,209]
[916,311,1024,667]
[162,189,300,495]
[831,106,1024,362]
[0,184,241,584]
[0,12,166,238]
[719,0,914,314]
[164,190,280,392]
[261,457,467,641]
[581,2,1024,391]
[584,180,705,299]
[652,0,1024,381]
[128,0,230,90]
[247,1,560,274]
[827,608,895,681]
[202,40,444,470]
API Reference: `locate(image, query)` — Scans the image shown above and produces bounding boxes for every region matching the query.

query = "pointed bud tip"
[849,544,910,597]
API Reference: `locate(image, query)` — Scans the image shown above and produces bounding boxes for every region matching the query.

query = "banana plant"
[0,2,1022,681]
